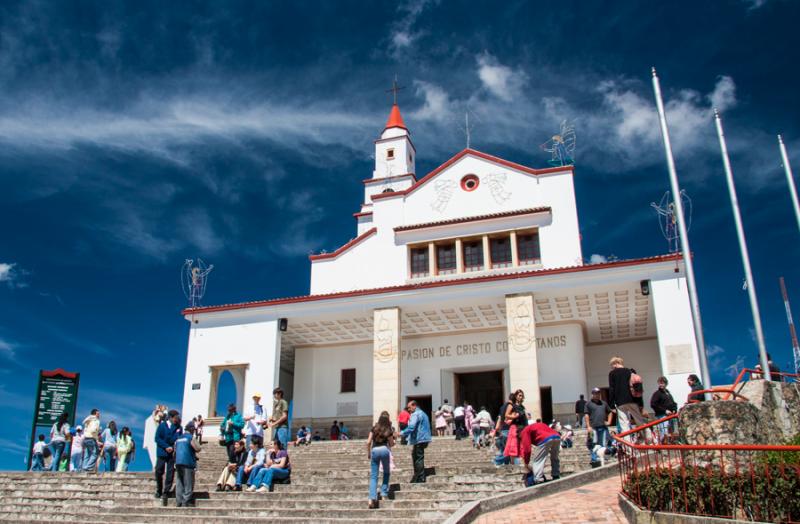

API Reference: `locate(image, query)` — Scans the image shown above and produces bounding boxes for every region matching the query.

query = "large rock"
[736,380,800,443]
[678,380,800,446]
[679,400,763,445]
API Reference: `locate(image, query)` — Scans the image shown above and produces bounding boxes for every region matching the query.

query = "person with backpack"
[607,357,647,436]
[49,412,71,472]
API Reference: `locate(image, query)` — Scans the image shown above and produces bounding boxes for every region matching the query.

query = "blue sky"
[1,0,799,469]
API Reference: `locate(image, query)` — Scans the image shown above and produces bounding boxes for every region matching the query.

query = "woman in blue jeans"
[251,439,291,493]
[100,421,118,472]
[49,412,71,471]
[366,411,395,509]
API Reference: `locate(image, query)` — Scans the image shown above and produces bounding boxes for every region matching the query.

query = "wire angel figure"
[181,258,214,307]
[650,191,692,253]
[540,120,576,167]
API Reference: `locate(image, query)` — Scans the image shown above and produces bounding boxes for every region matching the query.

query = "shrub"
[624,464,800,522]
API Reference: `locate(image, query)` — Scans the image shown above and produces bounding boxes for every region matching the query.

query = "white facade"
[181,103,702,434]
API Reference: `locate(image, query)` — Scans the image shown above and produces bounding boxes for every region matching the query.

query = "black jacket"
[608,367,634,409]
[650,388,678,416]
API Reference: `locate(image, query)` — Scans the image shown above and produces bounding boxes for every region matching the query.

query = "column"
[428,243,436,276]
[506,293,541,421]
[651,278,701,407]
[510,231,519,267]
[455,238,464,273]
[482,235,491,271]
[373,307,401,422]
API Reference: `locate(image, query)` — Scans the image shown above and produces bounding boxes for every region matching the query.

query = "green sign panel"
[35,371,80,426]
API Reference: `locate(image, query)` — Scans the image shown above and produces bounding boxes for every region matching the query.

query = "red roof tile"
[394,207,551,232]
[183,253,683,316]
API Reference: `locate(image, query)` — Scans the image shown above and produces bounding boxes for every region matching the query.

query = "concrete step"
[0,435,589,523]
[0,504,451,520]
[0,512,440,524]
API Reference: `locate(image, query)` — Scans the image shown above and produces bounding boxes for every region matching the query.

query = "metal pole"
[778,135,800,235]
[651,68,712,388]
[779,277,800,375]
[714,109,771,380]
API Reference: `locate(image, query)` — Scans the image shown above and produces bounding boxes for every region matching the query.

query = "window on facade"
[436,243,457,274]
[341,369,356,393]
[410,247,429,278]
[386,148,395,159]
[463,240,484,272]
[490,236,512,268]
[517,232,541,265]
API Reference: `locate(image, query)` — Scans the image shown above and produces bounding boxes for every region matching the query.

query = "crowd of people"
[30,409,137,473]
[31,352,785,508]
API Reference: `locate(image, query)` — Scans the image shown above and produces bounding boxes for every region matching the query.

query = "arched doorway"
[208,364,248,417]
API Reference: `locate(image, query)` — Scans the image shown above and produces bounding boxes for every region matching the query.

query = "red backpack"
[629,371,644,398]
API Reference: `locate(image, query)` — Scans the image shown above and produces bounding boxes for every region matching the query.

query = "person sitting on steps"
[215,439,246,491]
[235,437,265,491]
[251,439,292,493]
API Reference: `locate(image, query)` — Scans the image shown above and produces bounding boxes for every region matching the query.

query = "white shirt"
[454,406,465,417]
[244,403,265,437]
[33,441,46,454]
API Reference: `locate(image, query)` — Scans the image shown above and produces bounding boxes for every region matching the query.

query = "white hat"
[76,425,83,431]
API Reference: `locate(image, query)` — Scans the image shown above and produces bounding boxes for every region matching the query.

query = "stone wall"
[679,380,800,446]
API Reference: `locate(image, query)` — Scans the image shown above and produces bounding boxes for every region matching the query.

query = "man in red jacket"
[520,421,561,485]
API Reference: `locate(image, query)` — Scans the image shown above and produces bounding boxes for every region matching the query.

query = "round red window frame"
[460,174,480,192]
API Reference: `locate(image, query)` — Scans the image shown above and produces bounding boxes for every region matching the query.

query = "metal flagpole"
[779,277,800,375]
[778,135,800,235]
[651,67,712,389]
[714,109,771,380]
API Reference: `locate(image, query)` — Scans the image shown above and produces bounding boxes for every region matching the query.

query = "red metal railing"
[613,404,800,521]
[724,368,799,400]
[614,440,800,522]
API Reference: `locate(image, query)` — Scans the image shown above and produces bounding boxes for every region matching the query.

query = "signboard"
[28,369,80,467]
[35,372,80,425]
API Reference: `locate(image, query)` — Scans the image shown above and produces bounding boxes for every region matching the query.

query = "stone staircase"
[0,430,604,523]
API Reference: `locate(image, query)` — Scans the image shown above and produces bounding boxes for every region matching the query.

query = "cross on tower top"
[386,75,405,105]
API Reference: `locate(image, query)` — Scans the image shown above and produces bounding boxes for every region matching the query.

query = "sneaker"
[234,485,242,491]
[215,485,223,492]
[161,496,168,507]
[246,485,257,492]
[256,486,269,493]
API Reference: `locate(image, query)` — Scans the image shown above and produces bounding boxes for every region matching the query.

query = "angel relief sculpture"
[430,179,455,213]
[483,173,511,205]
[509,302,534,352]
[374,315,396,363]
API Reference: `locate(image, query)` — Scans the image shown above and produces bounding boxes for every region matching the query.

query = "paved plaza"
[476,476,625,524]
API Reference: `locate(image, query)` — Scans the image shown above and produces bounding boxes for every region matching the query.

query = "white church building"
[181,102,703,435]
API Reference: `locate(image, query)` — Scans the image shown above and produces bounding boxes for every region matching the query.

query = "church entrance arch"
[208,364,248,417]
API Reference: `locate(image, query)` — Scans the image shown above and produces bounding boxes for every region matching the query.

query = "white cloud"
[0,437,28,456]
[411,81,453,122]
[476,53,527,102]
[388,0,438,56]
[0,96,374,164]
[0,262,27,288]
[708,76,736,111]
[591,75,737,164]
[743,0,768,9]
[589,254,608,264]
[0,338,16,358]
[724,355,747,379]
